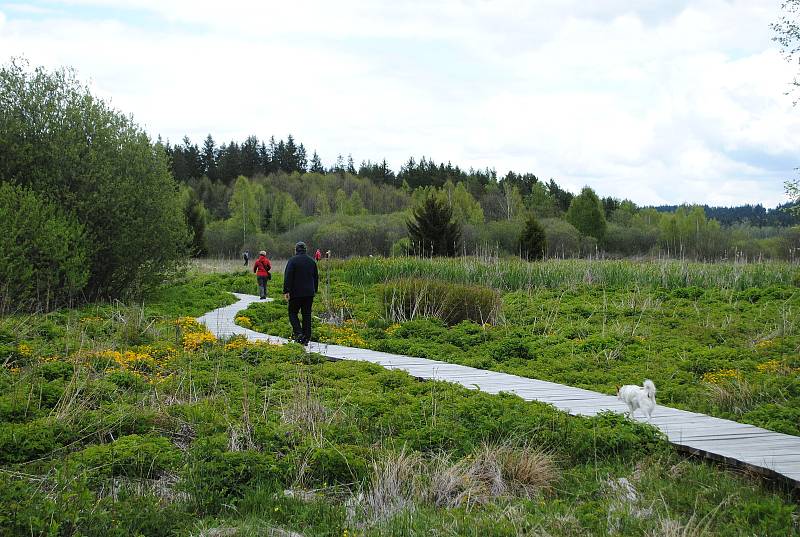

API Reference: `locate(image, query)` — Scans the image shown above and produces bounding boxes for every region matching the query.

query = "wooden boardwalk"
[198,293,800,487]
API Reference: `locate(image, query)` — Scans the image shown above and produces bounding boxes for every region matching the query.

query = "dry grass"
[348,448,423,525]
[189,257,287,275]
[706,378,755,415]
[647,498,725,537]
[346,442,558,529]
[428,443,558,508]
[427,453,490,508]
[99,473,189,504]
[489,443,559,498]
[111,301,160,345]
[280,368,334,444]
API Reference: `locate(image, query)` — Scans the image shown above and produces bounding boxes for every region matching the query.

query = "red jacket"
[253,255,271,277]
[314,249,322,261]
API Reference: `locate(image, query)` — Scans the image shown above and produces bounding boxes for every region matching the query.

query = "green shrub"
[519,213,547,260]
[308,444,371,485]
[0,182,89,310]
[0,60,189,300]
[70,434,181,478]
[0,473,59,535]
[0,418,69,463]
[379,278,500,325]
[181,434,282,514]
[38,360,74,381]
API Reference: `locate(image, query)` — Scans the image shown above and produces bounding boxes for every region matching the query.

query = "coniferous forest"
[166,133,800,261]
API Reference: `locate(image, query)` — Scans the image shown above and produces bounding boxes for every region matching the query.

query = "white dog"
[616,380,656,420]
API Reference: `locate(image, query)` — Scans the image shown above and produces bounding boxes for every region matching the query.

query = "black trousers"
[288,296,313,342]
[256,276,268,299]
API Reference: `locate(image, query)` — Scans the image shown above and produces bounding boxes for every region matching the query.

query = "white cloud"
[0,0,797,206]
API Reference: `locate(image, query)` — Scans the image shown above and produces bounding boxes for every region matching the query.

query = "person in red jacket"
[314,248,322,261]
[253,250,272,299]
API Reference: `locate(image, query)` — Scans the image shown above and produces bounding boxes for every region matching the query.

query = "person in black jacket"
[283,241,319,344]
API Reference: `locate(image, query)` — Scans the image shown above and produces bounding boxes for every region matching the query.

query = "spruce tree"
[407,194,461,257]
[519,213,547,260]
[201,134,217,180]
[309,151,325,173]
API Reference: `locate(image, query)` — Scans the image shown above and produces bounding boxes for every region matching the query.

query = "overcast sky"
[1,0,798,207]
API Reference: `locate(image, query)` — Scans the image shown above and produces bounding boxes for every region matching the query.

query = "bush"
[70,434,181,479]
[181,434,282,514]
[308,444,371,485]
[519,213,547,260]
[0,60,188,300]
[604,223,659,256]
[379,278,501,325]
[0,418,69,464]
[541,218,581,257]
[0,182,89,310]
[280,213,407,257]
[477,219,525,255]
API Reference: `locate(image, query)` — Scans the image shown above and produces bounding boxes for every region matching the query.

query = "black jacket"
[283,253,319,298]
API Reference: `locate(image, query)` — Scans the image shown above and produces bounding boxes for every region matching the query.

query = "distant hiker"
[283,241,319,345]
[314,249,322,261]
[253,250,271,300]
[325,250,331,260]
[243,250,250,266]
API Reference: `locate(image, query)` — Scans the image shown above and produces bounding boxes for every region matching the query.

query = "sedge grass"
[335,256,798,291]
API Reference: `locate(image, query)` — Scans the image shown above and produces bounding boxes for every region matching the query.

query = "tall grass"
[336,257,799,291]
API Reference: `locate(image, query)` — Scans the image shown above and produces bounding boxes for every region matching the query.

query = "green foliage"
[379,278,501,325]
[1,271,799,536]
[71,434,181,478]
[786,178,799,216]
[182,434,282,514]
[0,59,189,300]
[566,186,607,242]
[604,222,659,256]
[182,185,208,256]
[541,217,581,257]
[0,417,69,463]
[659,205,726,258]
[308,444,371,485]
[519,212,547,260]
[227,175,261,239]
[0,182,89,310]
[407,194,462,256]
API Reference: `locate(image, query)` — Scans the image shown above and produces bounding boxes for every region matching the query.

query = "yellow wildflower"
[235,316,253,329]
[702,369,743,384]
[175,317,204,333]
[385,324,401,336]
[183,331,217,351]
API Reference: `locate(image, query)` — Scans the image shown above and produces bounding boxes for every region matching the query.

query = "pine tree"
[519,213,547,260]
[347,154,357,175]
[407,194,461,257]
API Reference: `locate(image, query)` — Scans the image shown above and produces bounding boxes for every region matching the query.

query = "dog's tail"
[643,379,656,400]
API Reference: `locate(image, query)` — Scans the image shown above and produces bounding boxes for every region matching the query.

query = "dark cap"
[295,241,307,253]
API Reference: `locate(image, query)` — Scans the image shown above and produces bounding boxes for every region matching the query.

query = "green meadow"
[3,258,797,535]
